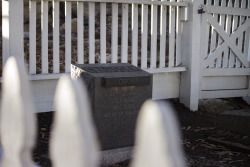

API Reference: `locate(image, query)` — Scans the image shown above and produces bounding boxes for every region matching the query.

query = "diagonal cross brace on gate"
[203,13,250,68]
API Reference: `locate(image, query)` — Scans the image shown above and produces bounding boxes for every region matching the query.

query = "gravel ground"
[33,97,250,167]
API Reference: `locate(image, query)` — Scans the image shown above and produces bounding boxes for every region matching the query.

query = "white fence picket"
[1,57,36,167]
[141,4,148,69]
[238,0,246,68]
[223,0,233,68]
[150,1,157,68]
[89,2,95,64]
[245,0,250,62]
[50,76,100,167]
[175,0,182,67]
[53,1,60,73]
[41,1,49,74]
[216,0,226,68]
[121,4,128,63]
[131,100,185,167]
[169,0,176,68]
[111,3,118,63]
[29,1,36,74]
[160,0,167,68]
[77,2,84,64]
[65,2,72,72]
[100,2,107,63]
[132,3,138,66]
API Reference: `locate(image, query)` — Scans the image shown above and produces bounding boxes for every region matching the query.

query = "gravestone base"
[100,147,133,167]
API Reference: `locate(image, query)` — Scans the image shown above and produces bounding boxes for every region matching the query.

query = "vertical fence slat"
[216,0,226,68]
[132,4,138,66]
[169,0,176,68]
[201,13,210,68]
[159,0,166,68]
[209,1,218,68]
[53,1,60,73]
[89,2,95,64]
[65,2,72,73]
[111,3,118,63]
[141,4,148,69]
[121,4,128,63]
[100,3,107,63]
[131,101,185,167]
[77,2,84,64]
[41,1,48,74]
[175,0,182,67]
[150,1,157,68]
[223,0,233,67]
[229,0,239,68]
[1,57,36,167]
[29,1,36,74]
[51,76,99,167]
[237,0,246,67]
[245,0,250,62]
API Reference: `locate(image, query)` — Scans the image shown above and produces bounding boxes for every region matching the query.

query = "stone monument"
[71,63,152,150]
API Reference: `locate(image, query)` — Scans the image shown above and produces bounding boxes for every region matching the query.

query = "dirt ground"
[33,97,250,167]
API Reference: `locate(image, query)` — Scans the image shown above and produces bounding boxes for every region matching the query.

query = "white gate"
[200,0,250,99]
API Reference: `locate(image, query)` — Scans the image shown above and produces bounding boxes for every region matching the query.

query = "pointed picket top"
[0,57,36,167]
[50,76,100,167]
[131,100,185,167]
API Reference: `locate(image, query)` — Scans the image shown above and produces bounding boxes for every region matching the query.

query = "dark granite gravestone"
[71,63,152,150]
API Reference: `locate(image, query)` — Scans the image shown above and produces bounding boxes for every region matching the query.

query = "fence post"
[179,0,203,111]
[50,76,100,167]
[2,0,24,67]
[131,100,185,167]
[0,57,36,167]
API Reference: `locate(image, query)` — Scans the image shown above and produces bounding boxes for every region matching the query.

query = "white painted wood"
[141,4,148,68]
[121,4,128,63]
[159,0,166,68]
[223,0,233,67]
[175,0,182,66]
[29,1,37,74]
[205,14,250,68]
[131,100,185,167]
[204,5,250,17]
[111,3,118,63]
[89,2,95,64]
[228,0,239,68]
[150,1,157,68]
[77,2,84,64]
[100,3,107,63]
[1,57,36,167]
[200,89,249,99]
[200,12,210,67]
[209,1,219,68]
[2,0,24,67]
[50,76,100,167]
[203,68,250,76]
[42,1,49,74]
[2,0,10,67]
[32,0,188,7]
[245,0,250,63]
[132,3,138,66]
[216,0,226,68]
[237,0,247,68]
[201,76,247,90]
[169,0,176,68]
[65,2,72,72]
[53,1,60,73]
[144,67,186,73]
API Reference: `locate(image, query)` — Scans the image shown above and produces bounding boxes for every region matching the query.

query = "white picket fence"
[0,56,185,167]
[1,0,250,112]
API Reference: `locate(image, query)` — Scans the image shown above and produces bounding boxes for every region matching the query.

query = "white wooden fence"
[0,56,185,167]
[1,0,250,111]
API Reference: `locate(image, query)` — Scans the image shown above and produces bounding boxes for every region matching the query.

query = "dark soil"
[33,98,250,167]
